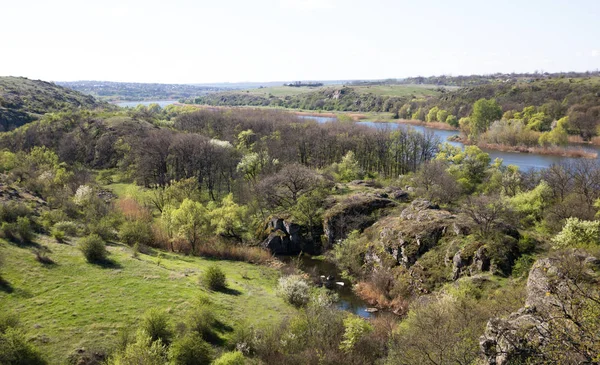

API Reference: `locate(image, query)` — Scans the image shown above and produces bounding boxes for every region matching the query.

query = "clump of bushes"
[53,221,79,237]
[168,333,213,365]
[141,308,173,345]
[119,219,153,247]
[78,234,107,263]
[51,227,66,243]
[201,265,227,291]
[1,217,34,243]
[186,301,220,344]
[213,351,245,365]
[0,312,47,365]
[277,275,310,307]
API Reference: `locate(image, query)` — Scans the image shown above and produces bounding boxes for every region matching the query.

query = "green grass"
[351,84,454,97]
[0,237,294,364]
[236,85,327,97]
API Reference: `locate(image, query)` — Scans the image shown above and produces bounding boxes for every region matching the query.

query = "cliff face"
[480,250,600,365]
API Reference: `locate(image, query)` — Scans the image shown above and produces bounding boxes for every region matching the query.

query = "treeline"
[190,87,413,113]
[399,70,600,86]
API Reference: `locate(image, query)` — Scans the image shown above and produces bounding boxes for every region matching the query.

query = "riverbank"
[454,136,598,159]
[568,135,600,146]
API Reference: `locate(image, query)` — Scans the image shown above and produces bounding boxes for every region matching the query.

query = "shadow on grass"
[219,287,242,296]
[0,276,14,293]
[91,258,123,269]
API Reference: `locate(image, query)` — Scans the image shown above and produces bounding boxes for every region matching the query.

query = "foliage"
[339,315,374,353]
[77,234,107,263]
[335,151,363,182]
[119,219,153,246]
[209,194,250,242]
[213,351,246,365]
[140,308,173,345]
[509,180,552,226]
[1,217,34,244]
[0,328,47,365]
[53,221,79,237]
[110,330,167,365]
[165,199,210,253]
[331,230,366,278]
[277,275,311,307]
[201,265,227,291]
[436,144,491,192]
[168,333,213,365]
[470,98,502,136]
[552,218,600,249]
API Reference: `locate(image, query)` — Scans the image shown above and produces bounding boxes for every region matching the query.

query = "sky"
[1,0,598,84]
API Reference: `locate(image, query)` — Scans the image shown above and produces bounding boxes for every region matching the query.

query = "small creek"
[279,255,376,318]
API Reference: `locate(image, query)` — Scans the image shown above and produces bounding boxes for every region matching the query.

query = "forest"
[0,77,599,365]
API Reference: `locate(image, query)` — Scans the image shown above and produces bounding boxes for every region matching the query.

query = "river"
[299,115,600,171]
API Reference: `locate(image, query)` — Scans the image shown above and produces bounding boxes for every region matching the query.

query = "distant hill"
[0,76,107,131]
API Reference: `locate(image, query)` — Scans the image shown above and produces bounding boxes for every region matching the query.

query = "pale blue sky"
[1,0,598,83]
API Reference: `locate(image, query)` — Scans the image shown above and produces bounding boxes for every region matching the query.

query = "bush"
[213,351,246,365]
[78,234,107,263]
[53,221,79,237]
[512,254,536,278]
[119,220,153,247]
[141,308,173,345]
[277,275,310,307]
[1,217,34,244]
[201,265,227,291]
[0,201,32,223]
[87,216,119,242]
[0,312,19,334]
[51,228,66,243]
[0,328,47,365]
[168,333,213,365]
[110,330,166,365]
[186,303,220,344]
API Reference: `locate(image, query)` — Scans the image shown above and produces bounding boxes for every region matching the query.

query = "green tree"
[445,114,458,127]
[470,98,502,136]
[336,151,363,182]
[168,199,211,253]
[426,106,440,122]
[436,109,449,124]
[552,218,600,249]
[339,315,373,353]
[209,194,249,242]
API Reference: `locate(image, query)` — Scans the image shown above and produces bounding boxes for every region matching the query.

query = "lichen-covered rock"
[366,199,462,269]
[323,193,395,246]
[480,251,600,365]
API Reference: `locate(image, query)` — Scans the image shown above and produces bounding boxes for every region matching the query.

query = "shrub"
[0,328,47,365]
[78,234,107,263]
[186,303,220,344]
[0,312,19,334]
[213,351,246,365]
[168,333,213,365]
[552,217,600,249]
[141,308,173,345]
[51,228,66,243]
[110,330,166,365]
[119,220,153,246]
[201,265,227,291]
[0,201,32,223]
[1,217,34,244]
[87,216,121,242]
[339,315,374,353]
[53,221,79,237]
[277,275,310,307]
[512,254,535,278]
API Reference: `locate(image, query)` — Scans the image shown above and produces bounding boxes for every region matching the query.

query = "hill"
[0,76,108,131]
[0,234,293,363]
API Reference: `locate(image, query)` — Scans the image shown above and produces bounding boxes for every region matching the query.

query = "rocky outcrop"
[480,251,600,365]
[323,193,395,246]
[366,199,464,269]
[0,184,47,212]
[452,245,491,280]
[261,217,308,255]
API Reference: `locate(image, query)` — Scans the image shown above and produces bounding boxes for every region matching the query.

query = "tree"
[426,106,440,122]
[470,98,502,136]
[336,151,363,182]
[209,194,249,242]
[168,199,210,253]
[551,217,600,249]
[463,194,514,237]
[436,109,449,124]
[256,163,324,210]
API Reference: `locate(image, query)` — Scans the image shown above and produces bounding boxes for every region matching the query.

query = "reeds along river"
[299,115,600,171]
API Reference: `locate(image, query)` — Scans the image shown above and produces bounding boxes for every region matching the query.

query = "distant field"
[232,83,457,98]
[235,85,329,97]
[351,84,456,97]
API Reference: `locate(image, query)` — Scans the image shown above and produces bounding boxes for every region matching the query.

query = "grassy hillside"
[0,237,293,364]
[0,76,108,131]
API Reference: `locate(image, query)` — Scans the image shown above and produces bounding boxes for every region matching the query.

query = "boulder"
[261,218,308,255]
[480,251,600,364]
[323,193,395,246]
